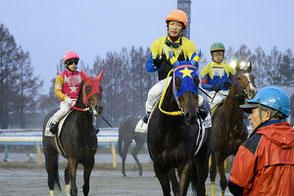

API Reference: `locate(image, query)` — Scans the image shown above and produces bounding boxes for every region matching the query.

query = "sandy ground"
[0,167,233,196]
[0,153,233,196]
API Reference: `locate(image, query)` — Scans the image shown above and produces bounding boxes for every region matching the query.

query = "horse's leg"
[154,163,171,196]
[67,158,79,196]
[168,169,179,196]
[64,167,71,196]
[121,139,132,176]
[217,156,227,196]
[193,139,210,196]
[131,140,144,176]
[82,158,95,196]
[44,144,61,194]
[177,163,192,196]
[209,151,217,196]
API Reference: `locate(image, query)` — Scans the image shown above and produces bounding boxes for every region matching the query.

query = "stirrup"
[94,126,100,134]
[143,112,150,124]
[49,122,58,134]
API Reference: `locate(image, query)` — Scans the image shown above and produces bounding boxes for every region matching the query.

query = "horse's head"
[82,70,104,116]
[173,63,200,125]
[234,62,257,99]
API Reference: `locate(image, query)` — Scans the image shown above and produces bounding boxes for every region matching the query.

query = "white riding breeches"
[145,77,204,113]
[145,77,172,113]
[51,100,76,124]
[207,90,229,109]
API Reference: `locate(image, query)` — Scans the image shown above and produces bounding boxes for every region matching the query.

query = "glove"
[64,97,73,105]
[212,86,221,92]
[222,81,232,88]
[153,58,163,69]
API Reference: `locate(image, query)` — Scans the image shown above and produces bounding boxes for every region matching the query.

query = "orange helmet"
[165,10,187,29]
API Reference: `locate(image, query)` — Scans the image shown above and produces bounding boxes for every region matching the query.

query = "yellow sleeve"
[182,37,197,60]
[149,37,165,59]
[224,62,235,75]
[201,63,211,78]
[54,75,66,100]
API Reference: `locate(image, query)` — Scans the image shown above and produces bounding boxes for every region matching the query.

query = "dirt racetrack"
[0,167,233,196]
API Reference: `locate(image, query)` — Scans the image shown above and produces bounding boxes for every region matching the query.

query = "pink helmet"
[63,51,80,64]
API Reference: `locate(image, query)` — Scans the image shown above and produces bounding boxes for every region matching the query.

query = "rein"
[69,103,89,112]
[159,69,182,116]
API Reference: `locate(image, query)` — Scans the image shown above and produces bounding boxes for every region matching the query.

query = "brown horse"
[148,63,211,196]
[42,70,103,196]
[117,116,147,176]
[209,63,257,196]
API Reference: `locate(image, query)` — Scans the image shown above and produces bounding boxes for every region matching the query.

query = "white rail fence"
[0,128,119,167]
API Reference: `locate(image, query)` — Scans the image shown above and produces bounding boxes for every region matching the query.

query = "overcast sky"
[1,0,293,93]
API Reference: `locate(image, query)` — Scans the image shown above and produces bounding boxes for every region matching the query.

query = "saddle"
[211,102,223,118]
[44,111,72,137]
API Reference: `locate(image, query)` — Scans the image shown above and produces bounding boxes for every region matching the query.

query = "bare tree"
[0,24,43,128]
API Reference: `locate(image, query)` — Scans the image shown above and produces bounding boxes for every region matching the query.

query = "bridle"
[69,78,101,112]
[226,72,254,100]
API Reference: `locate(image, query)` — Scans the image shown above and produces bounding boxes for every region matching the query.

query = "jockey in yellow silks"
[201,42,235,112]
[143,10,206,123]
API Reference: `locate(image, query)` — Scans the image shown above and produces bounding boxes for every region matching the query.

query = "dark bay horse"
[117,117,147,176]
[148,63,211,196]
[42,70,104,196]
[209,63,257,196]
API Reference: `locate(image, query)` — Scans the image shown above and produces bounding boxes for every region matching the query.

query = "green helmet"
[210,42,225,53]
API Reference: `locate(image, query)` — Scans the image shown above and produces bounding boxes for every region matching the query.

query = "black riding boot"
[49,122,59,134]
[198,105,209,120]
[93,125,100,134]
[143,112,151,124]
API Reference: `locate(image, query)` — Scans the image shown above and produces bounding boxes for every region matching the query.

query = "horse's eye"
[175,77,182,90]
[86,85,92,95]
[193,75,199,86]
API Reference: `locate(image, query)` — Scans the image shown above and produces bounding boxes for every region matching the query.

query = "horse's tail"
[53,156,62,191]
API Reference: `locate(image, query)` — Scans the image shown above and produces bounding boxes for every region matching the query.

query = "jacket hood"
[258,122,294,149]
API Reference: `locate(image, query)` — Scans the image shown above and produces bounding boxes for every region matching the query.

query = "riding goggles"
[212,52,224,57]
[165,37,182,48]
[66,59,79,65]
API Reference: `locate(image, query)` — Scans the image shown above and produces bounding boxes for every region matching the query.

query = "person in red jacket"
[228,86,294,196]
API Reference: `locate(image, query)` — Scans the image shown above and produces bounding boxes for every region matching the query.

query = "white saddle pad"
[198,113,212,129]
[134,119,148,133]
[44,112,72,137]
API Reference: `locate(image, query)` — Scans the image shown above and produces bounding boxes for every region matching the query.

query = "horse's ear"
[81,69,89,82]
[97,69,104,82]
[191,50,201,70]
[246,62,252,72]
[235,62,240,74]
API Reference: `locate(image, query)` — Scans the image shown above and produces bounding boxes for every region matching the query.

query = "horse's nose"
[248,89,257,99]
[185,112,197,125]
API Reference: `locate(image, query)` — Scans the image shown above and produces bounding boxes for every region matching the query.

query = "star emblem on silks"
[55,81,62,90]
[70,85,78,93]
[179,67,194,79]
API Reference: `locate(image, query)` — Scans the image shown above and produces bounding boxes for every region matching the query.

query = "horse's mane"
[75,85,85,108]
